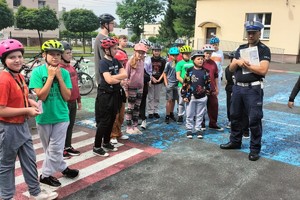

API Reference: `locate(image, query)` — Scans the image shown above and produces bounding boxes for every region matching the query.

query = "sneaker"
[62,167,79,179]
[93,147,109,157]
[126,128,136,135]
[148,114,153,119]
[208,125,224,132]
[120,135,129,140]
[170,113,177,121]
[165,117,170,124]
[196,131,204,139]
[40,175,61,188]
[133,127,142,134]
[110,138,118,144]
[243,132,250,138]
[65,146,80,156]
[186,131,193,139]
[226,121,231,129]
[103,143,118,152]
[29,189,58,200]
[154,113,160,118]
[63,150,72,160]
[177,116,183,124]
[140,120,147,129]
[200,124,206,131]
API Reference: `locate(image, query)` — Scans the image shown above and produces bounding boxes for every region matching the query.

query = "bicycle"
[73,56,94,96]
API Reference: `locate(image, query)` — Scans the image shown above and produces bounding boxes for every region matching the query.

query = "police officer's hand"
[288,101,294,108]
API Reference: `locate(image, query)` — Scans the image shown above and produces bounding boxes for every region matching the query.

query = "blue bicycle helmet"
[168,47,180,55]
[209,37,220,44]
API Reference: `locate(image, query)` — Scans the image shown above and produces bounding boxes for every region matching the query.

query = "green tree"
[116,0,165,38]
[158,0,177,47]
[0,0,14,31]
[63,9,98,53]
[172,0,196,39]
[148,36,157,44]
[15,6,59,47]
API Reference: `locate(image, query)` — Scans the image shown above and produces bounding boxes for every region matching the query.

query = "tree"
[0,0,14,31]
[116,0,165,38]
[15,6,59,46]
[63,9,98,53]
[172,0,196,39]
[158,0,177,47]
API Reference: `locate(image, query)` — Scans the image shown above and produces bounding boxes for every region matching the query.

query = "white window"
[245,13,272,40]
[38,0,46,8]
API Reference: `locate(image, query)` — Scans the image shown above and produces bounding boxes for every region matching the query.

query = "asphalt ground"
[24,60,300,200]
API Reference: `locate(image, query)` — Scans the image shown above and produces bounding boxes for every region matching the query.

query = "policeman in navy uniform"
[220,21,271,161]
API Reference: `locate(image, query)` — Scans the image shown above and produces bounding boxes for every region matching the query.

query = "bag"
[144,69,151,83]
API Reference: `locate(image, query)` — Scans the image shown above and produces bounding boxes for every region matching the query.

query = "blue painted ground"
[76,70,300,167]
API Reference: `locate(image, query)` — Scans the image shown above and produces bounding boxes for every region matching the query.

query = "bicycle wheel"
[78,72,94,96]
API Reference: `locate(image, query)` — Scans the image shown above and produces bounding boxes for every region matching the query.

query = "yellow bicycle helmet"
[179,45,192,53]
[41,40,64,53]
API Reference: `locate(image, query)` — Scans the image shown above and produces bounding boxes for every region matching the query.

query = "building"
[141,23,160,39]
[2,0,59,46]
[194,0,300,63]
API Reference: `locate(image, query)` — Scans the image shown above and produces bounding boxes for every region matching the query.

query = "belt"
[236,81,261,87]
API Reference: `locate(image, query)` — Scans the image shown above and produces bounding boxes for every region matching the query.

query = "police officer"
[220,21,271,161]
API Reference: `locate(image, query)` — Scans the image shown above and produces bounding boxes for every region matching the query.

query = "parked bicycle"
[73,56,94,96]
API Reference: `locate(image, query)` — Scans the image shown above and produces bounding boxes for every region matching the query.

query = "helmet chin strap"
[5,66,21,73]
[61,56,70,64]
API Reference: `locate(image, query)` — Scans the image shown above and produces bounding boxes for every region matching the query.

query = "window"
[13,0,21,7]
[245,13,272,40]
[38,0,46,8]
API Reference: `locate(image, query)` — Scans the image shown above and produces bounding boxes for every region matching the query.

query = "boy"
[29,40,79,188]
[181,50,210,139]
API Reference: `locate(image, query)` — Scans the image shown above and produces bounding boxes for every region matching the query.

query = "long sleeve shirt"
[289,76,300,102]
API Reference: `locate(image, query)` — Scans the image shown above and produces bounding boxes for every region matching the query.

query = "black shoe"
[148,114,154,119]
[65,146,80,156]
[165,117,170,124]
[220,142,241,149]
[154,113,160,118]
[249,152,260,161]
[186,131,193,139]
[208,125,224,132]
[170,113,177,121]
[93,147,109,157]
[62,167,79,179]
[243,132,250,138]
[40,175,61,188]
[103,143,118,152]
[196,131,204,139]
[63,150,72,160]
[177,116,183,124]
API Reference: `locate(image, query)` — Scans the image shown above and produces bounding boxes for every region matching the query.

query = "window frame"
[245,13,272,40]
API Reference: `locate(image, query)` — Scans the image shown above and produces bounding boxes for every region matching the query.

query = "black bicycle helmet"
[152,43,162,50]
[60,41,72,51]
[99,13,115,25]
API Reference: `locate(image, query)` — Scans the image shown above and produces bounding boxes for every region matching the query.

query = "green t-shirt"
[29,64,72,124]
[175,59,194,87]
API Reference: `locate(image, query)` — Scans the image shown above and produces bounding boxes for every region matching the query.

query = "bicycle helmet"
[115,50,128,61]
[202,44,215,52]
[174,38,185,46]
[179,45,192,53]
[152,43,162,50]
[41,40,64,53]
[101,37,118,49]
[60,41,72,51]
[244,20,264,32]
[209,37,220,44]
[191,50,205,60]
[134,43,148,52]
[168,47,180,55]
[99,13,115,25]
[139,39,151,47]
[0,39,24,59]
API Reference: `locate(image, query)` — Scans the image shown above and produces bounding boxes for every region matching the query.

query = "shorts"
[166,86,179,101]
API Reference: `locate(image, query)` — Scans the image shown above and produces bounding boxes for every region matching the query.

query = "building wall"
[3,0,59,46]
[142,23,161,39]
[194,0,300,63]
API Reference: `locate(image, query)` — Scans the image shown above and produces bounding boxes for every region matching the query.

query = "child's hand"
[183,97,189,102]
[55,66,63,80]
[27,107,41,117]
[77,102,82,110]
[47,65,57,78]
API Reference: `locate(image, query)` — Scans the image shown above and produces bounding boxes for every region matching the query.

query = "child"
[59,41,82,158]
[148,44,166,118]
[124,43,148,134]
[29,40,79,188]
[93,37,127,156]
[110,49,129,144]
[181,50,210,139]
[164,47,180,124]
[175,45,194,124]
[0,39,58,199]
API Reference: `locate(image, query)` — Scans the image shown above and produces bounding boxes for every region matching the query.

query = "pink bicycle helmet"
[202,44,215,52]
[0,39,24,58]
[134,43,147,52]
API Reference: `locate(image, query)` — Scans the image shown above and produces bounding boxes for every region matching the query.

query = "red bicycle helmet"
[101,37,118,49]
[0,39,24,58]
[115,50,128,61]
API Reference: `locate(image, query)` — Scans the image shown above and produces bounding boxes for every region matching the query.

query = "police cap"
[244,21,264,32]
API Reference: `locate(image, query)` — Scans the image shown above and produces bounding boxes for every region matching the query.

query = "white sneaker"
[110,138,118,144]
[29,189,58,200]
[120,135,129,140]
[140,120,147,129]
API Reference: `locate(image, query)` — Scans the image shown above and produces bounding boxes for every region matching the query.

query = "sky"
[58,0,122,23]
